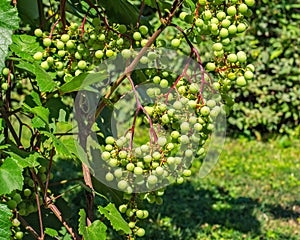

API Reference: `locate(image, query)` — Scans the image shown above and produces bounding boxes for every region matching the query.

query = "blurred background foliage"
[222,0,300,139]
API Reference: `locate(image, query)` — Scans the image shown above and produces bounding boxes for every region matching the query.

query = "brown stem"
[18,214,41,239]
[60,0,67,31]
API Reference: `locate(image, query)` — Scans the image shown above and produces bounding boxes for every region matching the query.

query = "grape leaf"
[98,203,130,234]
[0,158,23,195]
[45,228,59,237]
[9,35,42,61]
[0,0,19,72]
[59,71,109,94]
[23,104,49,128]
[0,204,13,240]
[184,0,196,11]
[78,209,107,240]
[40,131,71,156]
[6,151,40,168]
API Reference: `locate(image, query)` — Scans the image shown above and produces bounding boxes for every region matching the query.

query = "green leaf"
[0,158,23,195]
[78,209,107,240]
[0,204,13,240]
[59,72,109,94]
[270,48,283,61]
[16,61,56,92]
[0,27,12,73]
[23,104,49,128]
[6,151,40,169]
[45,228,59,237]
[34,62,56,92]
[10,35,42,61]
[184,0,196,11]
[40,131,71,156]
[98,203,130,234]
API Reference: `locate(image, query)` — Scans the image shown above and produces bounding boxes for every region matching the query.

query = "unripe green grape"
[228,72,237,80]
[114,168,123,178]
[118,150,127,159]
[227,6,237,16]
[157,136,167,146]
[173,100,182,110]
[219,28,229,38]
[118,24,127,34]
[245,0,255,7]
[210,23,218,32]
[217,11,226,20]
[108,158,118,167]
[221,19,231,28]
[134,166,143,175]
[12,218,21,227]
[13,193,22,204]
[147,175,158,185]
[105,136,115,145]
[120,49,131,59]
[179,12,188,21]
[133,32,142,41]
[161,114,170,124]
[237,51,247,63]
[41,61,49,70]
[118,180,128,190]
[141,144,149,152]
[106,49,114,57]
[15,231,24,239]
[143,155,152,163]
[70,22,78,31]
[183,169,192,177]
[66,40,75,49]
[179,135,190,144]
[206,62,216,72]
[194,123,203,131]
[126,163,135,171]
[171,38,181,48]
[101,151,111,161]
[2,67,9,76]
[228,25,237,35]
[213,82,220,90]
[171,130,180,139]
[105,172,114,182]
[152,151,161,161]
[195,18,204,27]
[238,3,248,14]
[119,204,127,213]
[206,99,216,108]
[43,38,52,47]
[56,40,64,50]
[155,166,164,176]
[46,56,54,65]
[246,64,255,72]
[198,0,206,4]
[244,70,254,80]
[140,39,148,47]
[34,28,43,37]
[128,221,135,228]
[237,22,247,32]
[203,10,212,20]
[57,50,66,57]
[177,177,184,184]
[55,61,64,70]
[155,197,163,205]
[23,188,32,197]
[33,52,43,61]
[126,209,134,217]
[136,209,144,219]
[200,106,210,116]
[139,56,148,64]
[180,122,190,133]
[236,76,247,86]
[136,228,145,237]
[212,42,223,51]
[7,199,17,209]
[227,53,238,63]
[139,25,149,35]
[77,60,87,70]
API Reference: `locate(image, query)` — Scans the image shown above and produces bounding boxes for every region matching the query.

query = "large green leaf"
[0,158,23,195]
[0,0,19,72]
[78,209,107,240]
[98,203,130,234]
[0,204,13,240]
[59,71,109,94]
[40,131,71,156]
[16,61,55,92]
[9,35,42,61]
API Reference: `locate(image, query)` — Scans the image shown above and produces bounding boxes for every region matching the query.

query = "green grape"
[227,53,238,63]
[200,106,210,116]
[180,122,190,133]
[114,168,123,178]
[33,52,43,61]
[236,76,247,86]
[198,0,206,4]
[183,169,192,177]
[106,49,114,58]
[179,135,189,144]
[126,163,135,171]
[246,64,255,72]
[136,209,144,219]
[118,24,127,34]
[34,28,43,37]
[56,40,65,50]
[57,50,66,57]
[101,151,111,160]
[105,136,115,145]
[244,70,254,80]
[133,32,142,41]
[227,6,237,16]
[195,18,204,27]
[136,228,145,237]
[41,61,50,70]
[119,204,127,213]
[179,12,188,21]
[212,43,223,51]
[219,28,229,38]
[75,52,82,60]
[121,49,132,59]
[7,199,17,209]
[117,180,128,190]
[55,61,63,70]
[128,221,136,228]
[160,79,168,88]
[245,0,255,7]
[2,67,9,76]
[66,40,75,49]
[105,172,114,182]
[228,25,237,34]
[139,56,148,64]
[221,19,231,28]
[134,167,143,175]
[203,10,212,20]
[155,166,164,176]
[217,11,226,20]
[77,60,87,70]
[238,3,248,14]
[157,136,167,146]
[23,188,32,197]
[13,193,22,204]
[139,25,149,35]
[12,218,21,227]
[15,231,24,239]
[43,38,52,47]
[206,62,216,71]
[237,51,247,63]
[237,22,247,32]
[171,38,181,48]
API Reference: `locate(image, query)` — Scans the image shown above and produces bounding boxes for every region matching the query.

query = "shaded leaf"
[0,204,13,240]
[0,27,12,73]
[98,203,130,234]
[59,72,108,94]
[0,158,23,195]
[40,131,71,156]
[45,228,59,237]
[34,62,56,92]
